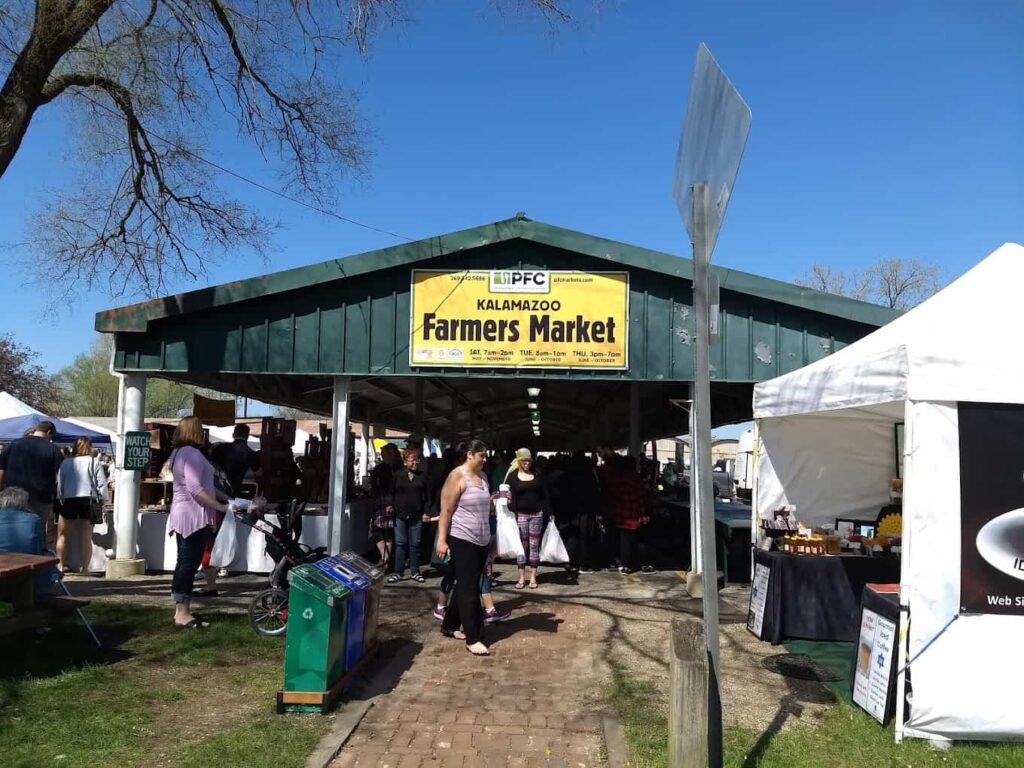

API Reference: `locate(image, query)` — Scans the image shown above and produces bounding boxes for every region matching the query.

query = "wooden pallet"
[277,643,380,714]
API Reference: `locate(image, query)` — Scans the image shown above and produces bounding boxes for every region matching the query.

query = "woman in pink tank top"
[436,439,492,656]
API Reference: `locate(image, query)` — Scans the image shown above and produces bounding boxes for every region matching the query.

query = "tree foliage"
[0,333,61,413]
[0,1,580,299]
[796,257,943,310]
[56,332,200,417]
[56,334,119,416]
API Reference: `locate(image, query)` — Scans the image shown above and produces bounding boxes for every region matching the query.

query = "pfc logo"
[489,270,550,293]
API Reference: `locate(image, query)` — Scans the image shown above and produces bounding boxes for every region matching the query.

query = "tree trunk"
[0,92,35,177]
[0,0,117,178]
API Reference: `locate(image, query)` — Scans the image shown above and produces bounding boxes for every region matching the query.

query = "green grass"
[174,714,328,768]
[606,663,1024,768]
[0,603,329,768]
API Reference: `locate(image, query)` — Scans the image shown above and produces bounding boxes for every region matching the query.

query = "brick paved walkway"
[331,597,606,768]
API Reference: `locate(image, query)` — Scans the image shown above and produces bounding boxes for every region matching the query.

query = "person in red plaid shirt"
[612,455,650,574]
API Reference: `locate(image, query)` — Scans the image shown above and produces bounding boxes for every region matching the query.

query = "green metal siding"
[110,238,881,383]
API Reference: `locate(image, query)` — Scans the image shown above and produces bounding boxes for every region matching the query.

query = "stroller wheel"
[249,587,289,637]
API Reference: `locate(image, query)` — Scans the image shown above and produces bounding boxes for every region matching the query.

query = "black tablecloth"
[752,550,900,644]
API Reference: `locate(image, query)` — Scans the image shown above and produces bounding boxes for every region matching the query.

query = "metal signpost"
[673,43,752,768]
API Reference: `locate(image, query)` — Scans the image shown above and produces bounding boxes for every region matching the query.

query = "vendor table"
[660,498,752,582]
[749,550,900,644]
[0,552,59,611]
[850,584,900,725]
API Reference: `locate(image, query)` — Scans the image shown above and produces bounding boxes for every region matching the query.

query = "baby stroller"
[234,500,325,637]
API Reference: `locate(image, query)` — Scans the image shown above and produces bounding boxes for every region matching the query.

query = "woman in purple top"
[169,417,231,629]
[436,439,492,656]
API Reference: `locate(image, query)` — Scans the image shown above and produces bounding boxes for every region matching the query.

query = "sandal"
[514,581,526,590]
[387,574,403,583]
[410,573,426,583]
[467,642,491,656]
[174,618,209,630]
[441,629,466,640]
[529,582,539,589]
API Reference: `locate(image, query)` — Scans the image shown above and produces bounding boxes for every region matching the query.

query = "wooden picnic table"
[0,551,59,612]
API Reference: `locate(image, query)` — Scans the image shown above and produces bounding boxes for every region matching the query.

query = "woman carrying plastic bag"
[494,485,525,560]
[209,499,248,570]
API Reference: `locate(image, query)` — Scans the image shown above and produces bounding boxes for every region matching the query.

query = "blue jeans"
[393,517,422,576]
[171,527,212,604]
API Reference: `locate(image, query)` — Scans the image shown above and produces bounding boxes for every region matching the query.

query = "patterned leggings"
[516,512,543,567]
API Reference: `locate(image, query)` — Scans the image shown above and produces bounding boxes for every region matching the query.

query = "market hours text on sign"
[409,270,629,369]
[123,431,152,471]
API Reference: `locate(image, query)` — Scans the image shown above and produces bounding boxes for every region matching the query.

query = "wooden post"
[669,617,709,768]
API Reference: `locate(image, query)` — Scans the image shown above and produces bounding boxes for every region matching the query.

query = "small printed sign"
[123,431,152,471]
[852,608,897,723]
[747,563,770,638]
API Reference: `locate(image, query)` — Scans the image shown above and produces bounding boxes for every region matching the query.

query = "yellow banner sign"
[410,270,629,369]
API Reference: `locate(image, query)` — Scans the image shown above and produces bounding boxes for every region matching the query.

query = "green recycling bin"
[279,563,351,713]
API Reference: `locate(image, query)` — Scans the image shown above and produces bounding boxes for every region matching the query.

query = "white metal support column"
[414,378,425,441]
[327,376,351,556]
[359,421,370,481]
[109,373,147,577]
[688,382,703,575]
[628,381,641,456]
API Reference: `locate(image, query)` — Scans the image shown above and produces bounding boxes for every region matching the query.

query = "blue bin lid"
[315,556,371,590]
[336,550,386,582]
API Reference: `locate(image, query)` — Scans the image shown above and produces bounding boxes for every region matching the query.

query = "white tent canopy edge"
[752,242,1024,744]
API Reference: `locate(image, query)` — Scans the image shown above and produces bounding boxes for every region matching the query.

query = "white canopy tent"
[0,391,41,419]
[753,242,1024,743]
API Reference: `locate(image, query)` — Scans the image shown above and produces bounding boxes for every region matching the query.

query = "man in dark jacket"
[210,424,260,498]
[0,420,64,549]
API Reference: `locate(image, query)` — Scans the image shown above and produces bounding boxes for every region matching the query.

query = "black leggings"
[441,535,489,645]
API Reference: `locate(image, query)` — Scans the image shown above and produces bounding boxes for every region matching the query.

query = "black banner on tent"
[960,402,1024,615]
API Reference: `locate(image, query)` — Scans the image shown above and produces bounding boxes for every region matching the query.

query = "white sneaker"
[217,568,229,578]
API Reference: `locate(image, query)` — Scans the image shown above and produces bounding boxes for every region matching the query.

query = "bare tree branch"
[1,0,582,300]
[796,257,943,310]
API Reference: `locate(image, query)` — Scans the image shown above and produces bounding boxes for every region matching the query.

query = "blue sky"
[3,0,1022,394]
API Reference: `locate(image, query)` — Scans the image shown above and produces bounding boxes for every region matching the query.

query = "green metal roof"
[94,216,898,445]
[96,216,896,333]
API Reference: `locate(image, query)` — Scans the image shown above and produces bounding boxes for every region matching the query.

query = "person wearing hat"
[507,447,547,589]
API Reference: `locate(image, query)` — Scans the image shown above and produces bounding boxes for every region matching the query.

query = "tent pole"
[894,400,913,743]
[750,419,761,580]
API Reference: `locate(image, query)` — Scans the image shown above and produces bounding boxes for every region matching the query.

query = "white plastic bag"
[539,520,569,564]
[208,506,240,569]
[495,501,525,560]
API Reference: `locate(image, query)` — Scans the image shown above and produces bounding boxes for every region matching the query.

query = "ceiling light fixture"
[528,402,538,410]
[527,387,541,398]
